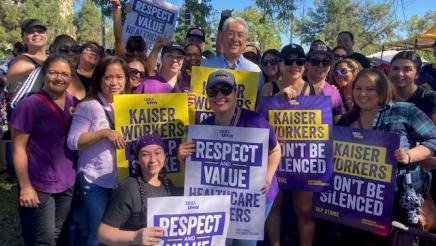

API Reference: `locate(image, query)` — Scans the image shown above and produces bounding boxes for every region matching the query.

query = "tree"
[172,0,215,46]
[0,0,74,58]
[255,0,297,43]
[234,7,283,51]
[404,11,436,38]
[295,0,399,54]
[74,0,102,43]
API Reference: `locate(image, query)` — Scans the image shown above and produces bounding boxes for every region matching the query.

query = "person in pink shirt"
[67,56,128,246]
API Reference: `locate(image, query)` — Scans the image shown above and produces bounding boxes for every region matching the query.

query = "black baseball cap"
[280,44,306,59]
[21,19,47,35]
[186,27,206,42]
[308,43,333,59]
[162,43,186,55]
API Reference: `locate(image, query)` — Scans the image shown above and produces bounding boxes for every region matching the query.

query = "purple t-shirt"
[321,82,345,115]
[134,75,181,94]
[202,108,279,201]
[11,91,76,193]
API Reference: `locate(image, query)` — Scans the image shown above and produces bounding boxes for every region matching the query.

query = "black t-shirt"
[419,64,436,91]
[406,86,436,119]
[349,52,371,68]
[101,176,172,231]
[77,73,93,92]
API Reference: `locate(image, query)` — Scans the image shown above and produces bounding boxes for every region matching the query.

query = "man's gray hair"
[222,17,249,34]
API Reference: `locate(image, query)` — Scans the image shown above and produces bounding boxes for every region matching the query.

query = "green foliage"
[0,0,75,58]
[295,0,399,55]
[234,7,283,51]
[255,0,297,22]
[74,0,102,43]
[173,0,215,46]
[404,11,436,38]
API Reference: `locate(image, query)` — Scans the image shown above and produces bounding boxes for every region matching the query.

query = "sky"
[167,0,435,44]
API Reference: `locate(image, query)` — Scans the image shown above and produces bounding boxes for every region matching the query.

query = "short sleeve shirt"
[101,177,171,231]
[134,75,181,94]
[321,82,345,116]
[10,91,76,193]
[406,86,436,119]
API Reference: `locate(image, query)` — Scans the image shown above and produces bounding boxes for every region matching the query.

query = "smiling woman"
[67,56,129,246]
[10,55,76,245]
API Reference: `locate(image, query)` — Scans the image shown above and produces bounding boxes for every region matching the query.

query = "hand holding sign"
[103,129,126,149]
[178,142,196,165]
[133,227,164,246]
[154,35,169,50]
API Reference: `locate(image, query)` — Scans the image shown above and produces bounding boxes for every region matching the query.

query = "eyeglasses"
[126,47,146,53]
[334,68,352,76]
[206,85,234,97]
[283,57,306,66]
[261,59,279,67]
[309,57,331,67]
[59,45,81,55]
[164,53,185,61]
[47,70,71,80]
[334,54,347,60]
[129,68,146,78]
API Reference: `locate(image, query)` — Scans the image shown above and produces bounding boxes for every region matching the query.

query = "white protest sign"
[147,196,231,246]
[184,125,268,240]
[123,0,179,52]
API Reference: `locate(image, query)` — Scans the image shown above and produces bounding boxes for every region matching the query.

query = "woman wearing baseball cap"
[178,70,281,246]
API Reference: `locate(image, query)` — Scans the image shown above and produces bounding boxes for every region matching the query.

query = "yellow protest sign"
[114,93,189,187]
[190,66,259,124]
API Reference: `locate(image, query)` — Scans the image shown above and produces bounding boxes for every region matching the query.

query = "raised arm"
[111,0,125,57]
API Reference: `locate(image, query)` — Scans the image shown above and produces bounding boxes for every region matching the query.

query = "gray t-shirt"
[101,176,172,230]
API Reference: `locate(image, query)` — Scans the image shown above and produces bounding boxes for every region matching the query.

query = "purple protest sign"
[258,96,333,191]
[313,126,399,236]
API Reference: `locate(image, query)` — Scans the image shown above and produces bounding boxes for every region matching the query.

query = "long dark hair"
[88,56,130,99]
[261,49,280,82]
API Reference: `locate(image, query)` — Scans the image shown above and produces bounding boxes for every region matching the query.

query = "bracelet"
[406,151,412,165]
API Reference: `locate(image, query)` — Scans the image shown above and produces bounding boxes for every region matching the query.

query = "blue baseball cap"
[206,70,236,89]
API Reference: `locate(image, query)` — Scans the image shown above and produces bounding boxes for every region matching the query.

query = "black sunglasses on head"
[283,57,306,66]
[206,85,234,97]
[59,45,81,54]
[309,57,331,66]
[261,59,279,67]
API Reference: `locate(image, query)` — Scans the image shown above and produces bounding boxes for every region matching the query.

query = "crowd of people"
[1,2,436,246]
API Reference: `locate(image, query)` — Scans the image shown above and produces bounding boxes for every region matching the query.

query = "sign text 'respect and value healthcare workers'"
[148,196,230,246]
[184,125,269,240]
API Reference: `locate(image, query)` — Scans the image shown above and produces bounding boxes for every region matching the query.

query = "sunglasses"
[129,68,146,78]
[261,59,279,67]
[206,85,234,97]
[309,57,331,66]
[334,68,352,76]
[59,45,81,54]
[283,57,306,66]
